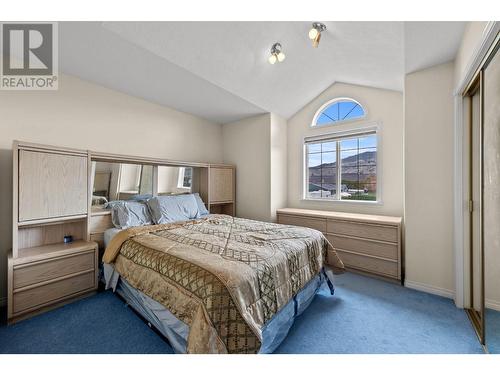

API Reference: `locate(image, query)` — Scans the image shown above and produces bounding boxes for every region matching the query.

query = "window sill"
[301,198,383,206]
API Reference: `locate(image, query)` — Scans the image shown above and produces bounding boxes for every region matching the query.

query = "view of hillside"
[308,150,377,200]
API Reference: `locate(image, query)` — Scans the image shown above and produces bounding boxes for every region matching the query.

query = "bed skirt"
[104,264,334,353]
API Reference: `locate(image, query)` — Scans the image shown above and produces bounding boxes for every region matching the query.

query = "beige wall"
[222,113,288,222]
[454,22,489,89]
[287,82,404,217]
[0,73,223,304]
[404,62,455,297]
[222,114,271,221]
[270,113,288,221]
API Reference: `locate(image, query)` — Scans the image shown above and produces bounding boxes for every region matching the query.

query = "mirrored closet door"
[464,35,500,351]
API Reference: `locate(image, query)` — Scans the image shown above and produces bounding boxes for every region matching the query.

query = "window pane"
[340,149,359,165]
[314,99,365,127]
[358,148,377,165]
[321,103,339,122]
[322,151,336,166]
[322,141,336,152]
[340,138,358,151]
[321,168,337,198]
[307,143,321,153]
[339,135,377,201]
[339,101,359,120]
[359,135,377,149]
[347,104,364,119]
[308,153,322,167]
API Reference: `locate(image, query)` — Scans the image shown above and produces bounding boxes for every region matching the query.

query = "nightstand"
[8,240,99,323]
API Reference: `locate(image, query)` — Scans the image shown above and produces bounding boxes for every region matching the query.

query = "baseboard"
[486,299,500,312]
[404,280,455,299]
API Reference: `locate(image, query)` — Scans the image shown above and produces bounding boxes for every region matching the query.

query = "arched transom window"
[313,98,366,127]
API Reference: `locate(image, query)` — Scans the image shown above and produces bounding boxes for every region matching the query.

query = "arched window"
[312,98,366,127]
[304,97,379,202]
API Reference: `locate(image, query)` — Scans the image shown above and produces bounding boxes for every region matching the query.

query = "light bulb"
[277,51,286,62]
[308,28,319,40]
[268,54,277,64]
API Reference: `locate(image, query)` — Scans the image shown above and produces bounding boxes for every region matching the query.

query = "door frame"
[453,22,499,311]
[462,71,485,344]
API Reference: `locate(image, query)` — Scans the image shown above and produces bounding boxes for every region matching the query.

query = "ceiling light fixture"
[268,42,285,64]
[308,22,327,48]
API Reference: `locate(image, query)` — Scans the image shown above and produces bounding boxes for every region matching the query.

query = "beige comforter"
[103,214,344,354]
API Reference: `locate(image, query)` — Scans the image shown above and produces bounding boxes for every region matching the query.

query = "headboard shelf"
[17,218,87,252]
[18,214,88,227]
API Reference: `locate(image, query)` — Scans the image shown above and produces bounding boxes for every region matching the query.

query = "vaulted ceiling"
[59,21,466,123]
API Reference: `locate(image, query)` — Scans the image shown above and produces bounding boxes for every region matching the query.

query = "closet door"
[18,150,88,221]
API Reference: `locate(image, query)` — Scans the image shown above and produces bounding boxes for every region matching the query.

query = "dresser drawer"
[327,219,398,243]
[278,214,326,233]
[13,251,95,289]
[327,234,398,260]
[13,271,95,314]
[336,249,398,278]
[89,214,112,234]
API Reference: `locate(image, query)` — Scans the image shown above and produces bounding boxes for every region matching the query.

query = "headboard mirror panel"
[91,161,154,207]
[157,166,193,195]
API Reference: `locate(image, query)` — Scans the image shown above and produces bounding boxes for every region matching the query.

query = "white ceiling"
[59,21,466,123]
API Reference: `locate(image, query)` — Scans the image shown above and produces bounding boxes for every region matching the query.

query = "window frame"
[302,122,382,204]
[311,97,367,128]
[177,167,192,189]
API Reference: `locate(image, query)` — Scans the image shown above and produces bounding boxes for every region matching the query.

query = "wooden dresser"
[277,208,402,282]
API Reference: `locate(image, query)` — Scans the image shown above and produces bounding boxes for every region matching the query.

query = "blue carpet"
[486,309,500,354]
[0,291,173,354]
[0,272,483,354]
[275,273,483,353]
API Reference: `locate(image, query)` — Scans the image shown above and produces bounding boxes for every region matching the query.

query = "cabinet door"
[19,150,88,221]
[209,167,234,203]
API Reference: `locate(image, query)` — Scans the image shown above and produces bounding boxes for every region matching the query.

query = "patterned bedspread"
[102,214,344,354]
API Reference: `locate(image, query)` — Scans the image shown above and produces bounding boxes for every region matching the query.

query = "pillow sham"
[110,201,154,229]
[147,194,201,224]
[193,193,209,216]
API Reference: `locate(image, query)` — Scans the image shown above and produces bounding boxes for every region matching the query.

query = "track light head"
[309,22,327,47]
[269,42,285,64]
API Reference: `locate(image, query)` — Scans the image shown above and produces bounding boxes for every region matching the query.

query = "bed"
[102,212,344,354]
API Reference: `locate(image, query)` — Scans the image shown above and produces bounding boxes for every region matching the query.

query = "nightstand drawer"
[13,271,95,314]
[13,251,95,289]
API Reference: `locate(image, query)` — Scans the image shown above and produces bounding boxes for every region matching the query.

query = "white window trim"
[177,167,191,189]
[311,97,367,128]
[302,121,383,205]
